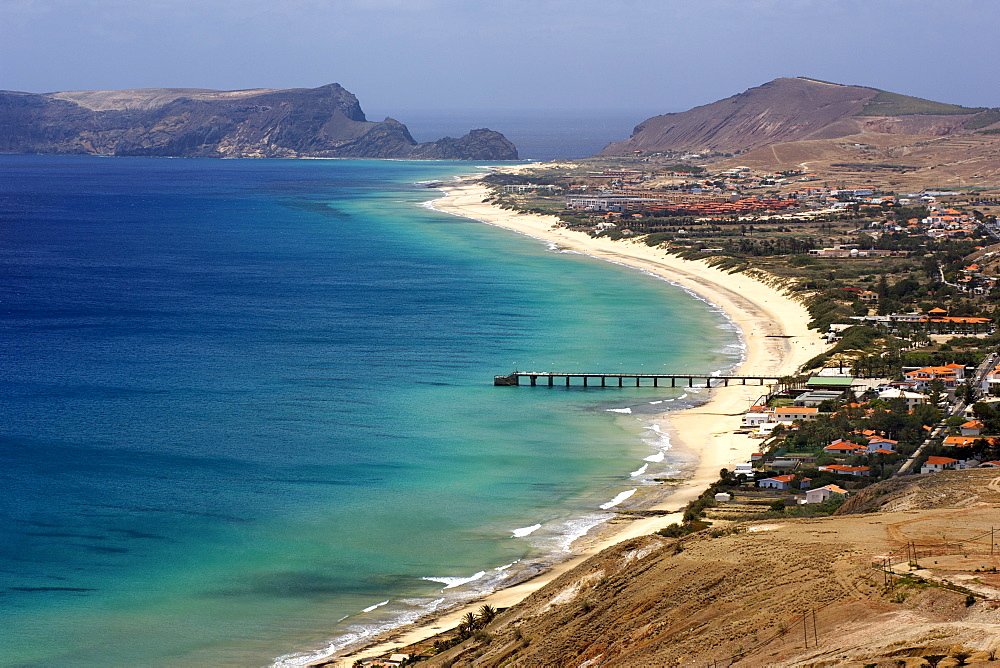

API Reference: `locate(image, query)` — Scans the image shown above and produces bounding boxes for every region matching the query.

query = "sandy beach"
[318,177,825,666]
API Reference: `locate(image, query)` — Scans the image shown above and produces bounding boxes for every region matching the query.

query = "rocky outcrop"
[0,83,518,160]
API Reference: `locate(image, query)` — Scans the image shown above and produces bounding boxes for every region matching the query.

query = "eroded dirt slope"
[424,470,1000,667]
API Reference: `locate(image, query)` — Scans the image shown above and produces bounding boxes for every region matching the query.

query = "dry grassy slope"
[598,78,879,157]
[719,130,1000,192]
[425,470,1000,667]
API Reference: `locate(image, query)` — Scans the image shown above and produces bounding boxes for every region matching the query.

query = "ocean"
[377,109,659,161]
[0,155,739,666]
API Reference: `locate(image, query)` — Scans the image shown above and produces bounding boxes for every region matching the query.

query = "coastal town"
[336,150,1000,667]
[8,0,1000,660]
[478,162,1000,527]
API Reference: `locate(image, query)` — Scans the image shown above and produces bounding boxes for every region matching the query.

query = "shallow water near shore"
[0,155,739,666]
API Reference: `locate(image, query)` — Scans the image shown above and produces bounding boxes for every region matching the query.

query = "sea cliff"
[0,83,518,160]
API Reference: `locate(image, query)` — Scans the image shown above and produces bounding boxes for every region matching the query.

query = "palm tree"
[477,604,498,625]
[460,611,479,636]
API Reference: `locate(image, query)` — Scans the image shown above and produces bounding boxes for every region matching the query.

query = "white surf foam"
[421,571,487,590]
[606,407,632,414]
[552,514,610,552]
[643,452,665,463]
[630,464,648,477]
[599,489,637,510]
[271,597,449,667]
[511,523,542,538]
[361,600,389,613]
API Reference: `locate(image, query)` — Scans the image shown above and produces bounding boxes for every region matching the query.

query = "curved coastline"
[307,176,826,667]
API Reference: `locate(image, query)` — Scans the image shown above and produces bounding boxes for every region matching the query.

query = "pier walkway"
[494,372,786,388]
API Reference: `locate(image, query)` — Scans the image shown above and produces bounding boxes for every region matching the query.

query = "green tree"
[477,605,497,625]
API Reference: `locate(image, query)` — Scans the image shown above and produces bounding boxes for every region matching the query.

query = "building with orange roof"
[921,456,959,474]
[824,440,865,455]
[805,484,849,504]
[773,406,821,422]
[904,364,964,390]
[758,474,796,490]
[818,464,870,477]
[961,420,985,436]
[944,436,979,448]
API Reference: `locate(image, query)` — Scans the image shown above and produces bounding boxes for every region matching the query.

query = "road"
[895,351,998,476]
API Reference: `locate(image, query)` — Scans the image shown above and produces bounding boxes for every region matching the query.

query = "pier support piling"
[495,372,784,389]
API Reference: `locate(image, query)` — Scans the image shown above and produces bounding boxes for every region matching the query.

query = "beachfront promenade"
[494,371,787,388]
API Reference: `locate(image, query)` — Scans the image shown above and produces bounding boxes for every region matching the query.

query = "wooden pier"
[494,372,785,388]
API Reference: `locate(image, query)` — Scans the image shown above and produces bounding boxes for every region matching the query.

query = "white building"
[804,484,848,504]
[920,456,959,474]
[741,412,770,428]
[878,388,928,409]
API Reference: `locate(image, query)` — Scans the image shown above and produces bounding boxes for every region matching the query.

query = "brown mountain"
[597,77,999,157]
[0,83,518,160]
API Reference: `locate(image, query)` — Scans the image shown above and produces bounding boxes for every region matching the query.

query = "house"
[818,464,870,477]
[773,406,821,422]
[750,452,765,462]
[904,364,965,390]
[960,420,985,436]
[805,484,849,504]
[824,440,865,455]
[866,437,898,452]
[750,422,782,439]
[944,436,979,448]
[742,412,771,428]
[758,474,796,490]
[734,462,755,477]
[981,461,1000,468]
[878,388,928,409]
[858,290,879,303]
[982,364,1000,395]
[920,456,959,474]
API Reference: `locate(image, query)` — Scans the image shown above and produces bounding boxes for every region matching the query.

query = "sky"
[2,0,999,117]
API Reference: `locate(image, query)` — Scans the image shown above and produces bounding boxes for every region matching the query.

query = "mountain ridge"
[597,77,998,157]
[0,83,518,160]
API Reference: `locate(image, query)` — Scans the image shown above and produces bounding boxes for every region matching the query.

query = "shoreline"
[309,176,825,666]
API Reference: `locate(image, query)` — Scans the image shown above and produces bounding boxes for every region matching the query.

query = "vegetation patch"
[965,108,1000,130]
[856,91,984,117]
[830,163,919,172]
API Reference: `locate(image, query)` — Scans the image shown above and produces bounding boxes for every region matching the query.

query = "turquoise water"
[0,156,739,666]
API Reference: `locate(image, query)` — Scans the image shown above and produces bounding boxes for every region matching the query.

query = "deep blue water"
[0,155,737,666]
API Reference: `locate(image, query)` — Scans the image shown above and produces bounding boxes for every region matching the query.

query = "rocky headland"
[0,83,518,160]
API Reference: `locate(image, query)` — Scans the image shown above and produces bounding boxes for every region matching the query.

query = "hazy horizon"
[2,0,998,115]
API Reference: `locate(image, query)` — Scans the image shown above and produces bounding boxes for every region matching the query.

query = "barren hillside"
[597,78,1000,191]
[413,470,1000,667]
